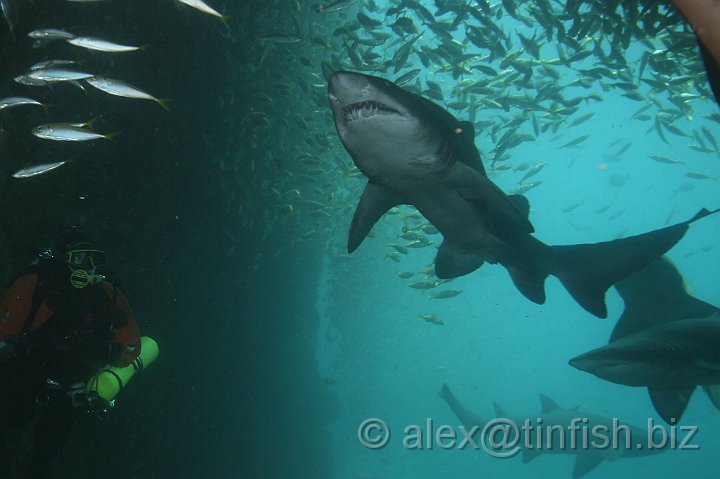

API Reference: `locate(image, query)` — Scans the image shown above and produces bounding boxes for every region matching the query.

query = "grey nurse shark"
[439,383,665,478]
[327,71,718,318]
[569,256,720,423]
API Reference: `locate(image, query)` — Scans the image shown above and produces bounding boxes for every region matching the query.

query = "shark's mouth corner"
[342,101,402,121]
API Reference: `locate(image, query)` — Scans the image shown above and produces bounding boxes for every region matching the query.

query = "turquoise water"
[309,2,720,478]
[1,0,719,478]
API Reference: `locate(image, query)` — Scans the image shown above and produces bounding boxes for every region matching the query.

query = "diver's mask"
[66,248,106,288]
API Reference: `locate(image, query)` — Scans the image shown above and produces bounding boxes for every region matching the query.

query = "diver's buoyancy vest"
[4,259,125,385]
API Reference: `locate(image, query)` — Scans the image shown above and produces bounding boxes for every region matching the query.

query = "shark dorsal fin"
[703,385,720,411]
[539,394,563,413]
[453,121,485,176]
[492,401,508,417]
[457,120,475,136]
[573,452,604,479]
[648,386,696,423]
[508,194,530,219]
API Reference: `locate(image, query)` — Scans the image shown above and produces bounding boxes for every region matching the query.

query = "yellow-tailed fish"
[417,313,444,325]
[0,97,44,110]
[67,36,145,52]
[27,28,75,40]
[28,67,94,82]
[175,0,227,20]
[30,59,83,71]
[12,161,68,178]
[32,123,119,142]
[85,77,169,110]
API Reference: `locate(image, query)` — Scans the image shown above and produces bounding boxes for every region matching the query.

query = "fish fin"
[492,401,508,417]
[549,208,719,318]
[438,383,485,430]
[572,453,604,479]
[611,256,719,341]
[539,394,562,413]
[703,385,720,411]
[648,386,695,424]
[434,240,484,279]
[67,80,86,91]
[454,121,486,175]
[348,181,401,253]
[452,165,534,233]
[506,264,547,305]
[156,98,172,111]
[438,383,451,402]
[81,117,98,130]
[522,447,541,464]
[40,102,55,114]
[508,194,530,218]
[104,131,121,141]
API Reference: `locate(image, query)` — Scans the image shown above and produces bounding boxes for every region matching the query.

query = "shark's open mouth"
[342,101,401,121]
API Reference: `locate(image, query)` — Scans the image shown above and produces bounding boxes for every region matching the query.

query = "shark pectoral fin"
[435,241,484,279]
[648,386,695,423]
[348,181,402,253]
[702,385,720,411]
[572,453,604,479]
[506,264,547,305]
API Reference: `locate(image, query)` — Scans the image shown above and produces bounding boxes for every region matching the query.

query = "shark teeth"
[342,101,400,121]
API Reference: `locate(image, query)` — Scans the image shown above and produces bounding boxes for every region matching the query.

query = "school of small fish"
[207,0,719,315]
[0,0,224,178]
[3,1,719,309]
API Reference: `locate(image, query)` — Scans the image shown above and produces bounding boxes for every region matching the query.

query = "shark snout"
[568,351,605,373]
[328,71,374,104]
[568,355,590,371]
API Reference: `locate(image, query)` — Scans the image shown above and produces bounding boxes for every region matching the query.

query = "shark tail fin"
[703,385,720,411]
[438,383,485,430]
[548,208,718,318]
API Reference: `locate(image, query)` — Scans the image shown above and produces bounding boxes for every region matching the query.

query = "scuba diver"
[0,227,141,478]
